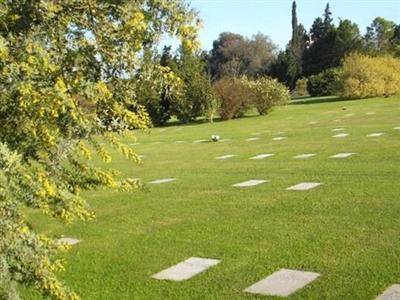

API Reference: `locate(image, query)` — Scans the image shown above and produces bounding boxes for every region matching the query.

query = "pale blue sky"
[186,0,400,50]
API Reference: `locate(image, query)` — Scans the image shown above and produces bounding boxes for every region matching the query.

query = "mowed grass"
[26,96,400,299]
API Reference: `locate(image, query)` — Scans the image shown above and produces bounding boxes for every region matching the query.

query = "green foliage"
[243,77,290,115]
[213,77,250,120]
[0,1,199,299]
[292,77,309,97]
[288,1,308,88]
[207,32,276,80]
[136,47,182,126]
[172,48,216,123]
[269,51,291,86]
[333,19,363,65]
[340,53,400,98]
[365,17,397,54]
[307,68,341,97]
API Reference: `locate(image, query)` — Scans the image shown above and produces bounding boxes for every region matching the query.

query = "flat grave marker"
[287,182,322,191]
[331,128,345,132]
[244,268,320,297]
[332,133,348,138]
[175,141,186,144]
[246,137,260,141]
[216,154,236,160]
[273,137,288,141]
[293,153,316,159]
[57,237,81,246]
[330,153,355,159]
[149,178,176,184]
[233,180,269,188]
[367,133,384,137]
[375,284,400,300]
[250,154,274,160]
[193,139,207,143]
[151,257,220,282]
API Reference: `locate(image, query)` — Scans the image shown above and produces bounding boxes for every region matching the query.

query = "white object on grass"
[152,257,221,281]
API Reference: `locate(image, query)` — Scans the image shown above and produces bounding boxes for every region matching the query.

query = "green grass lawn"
[26,96,400,299]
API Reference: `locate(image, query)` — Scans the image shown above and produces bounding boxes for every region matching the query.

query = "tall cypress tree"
[288,0,307,88]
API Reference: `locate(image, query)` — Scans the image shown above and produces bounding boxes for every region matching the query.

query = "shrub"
[340,53,400,98]
[292,77,309,97]
[307,68,341,97]
[244,77,290,115]
[213,77,250,120]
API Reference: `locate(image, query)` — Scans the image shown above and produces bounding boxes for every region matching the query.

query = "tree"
[365,17,397,54]
[268,50,294,86]
[172,46,215,123]
[390,25,400,57]
[207,32,276,80]
[287,0,308,88]
[332,19,362,65]
[303,3,337,76]
[0,1,199,299]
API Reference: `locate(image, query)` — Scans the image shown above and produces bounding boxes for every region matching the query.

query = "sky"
[185,0,400,51]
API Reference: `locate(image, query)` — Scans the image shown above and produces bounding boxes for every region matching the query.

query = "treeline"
[270,2,400,93]
[138,42,288,126]
[138,1,400,126]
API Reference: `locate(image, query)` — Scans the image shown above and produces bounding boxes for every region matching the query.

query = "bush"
[307,68,341,97]
[340,53,400,98]
[292,78,309,97]
[244,77,290,115]
[213,77,250,120]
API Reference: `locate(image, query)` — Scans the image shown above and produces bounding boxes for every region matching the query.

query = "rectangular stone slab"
[216,154,236,160]
[250,154,274,160]
[331,128,345,132]
[152,257,220,281]
[293,154,316,159]
[273,137,287,141]
[57,237,81,246]
[233,180,269,187]
[330,153,355,158]
[367,133,384,137]
[193,139,207,143]
[332,133,348,138]
[149,178,176,184]
[246,137,260,141]
[287,182,322,191]
[375,284,400,300]
[244,268,320,297]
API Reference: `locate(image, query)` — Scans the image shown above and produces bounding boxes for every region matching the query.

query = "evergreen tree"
[323,3,334,30]
[333,19,362,65]
[303,3,337,76]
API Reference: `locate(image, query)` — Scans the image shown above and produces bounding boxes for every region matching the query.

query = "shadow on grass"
[290,95,349,105]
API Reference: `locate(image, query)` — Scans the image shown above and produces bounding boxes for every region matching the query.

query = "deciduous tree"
[0,1,199,299]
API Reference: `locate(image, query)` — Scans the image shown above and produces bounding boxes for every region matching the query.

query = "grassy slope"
[26,96,400,299]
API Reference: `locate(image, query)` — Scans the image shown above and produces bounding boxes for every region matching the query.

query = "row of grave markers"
[150,256,400,299]
[129,127,399,146]
[60,125,400,297]
[216,152,355,160]
[51,245,399,299]
[147,177,321,191]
